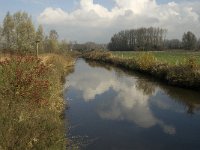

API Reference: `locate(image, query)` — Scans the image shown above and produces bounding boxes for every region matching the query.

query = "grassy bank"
[82,50,200,90]
[0,53,75,149]
[114,51,200,65]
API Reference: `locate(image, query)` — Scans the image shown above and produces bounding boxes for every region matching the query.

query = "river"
[64,59,200,150]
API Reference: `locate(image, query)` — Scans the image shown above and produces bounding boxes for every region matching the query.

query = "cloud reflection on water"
[66,60,176,135]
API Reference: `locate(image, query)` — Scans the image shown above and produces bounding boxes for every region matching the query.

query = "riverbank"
[0,53,76,149]
[113,51,200,65]
[82,50,200,90]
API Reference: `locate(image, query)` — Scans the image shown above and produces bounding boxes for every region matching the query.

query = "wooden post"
[36,40,40,58]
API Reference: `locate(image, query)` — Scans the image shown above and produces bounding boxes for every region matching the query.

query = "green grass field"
[113,51,200,65]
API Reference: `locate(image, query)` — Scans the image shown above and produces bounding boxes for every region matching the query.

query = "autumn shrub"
[83,50,112,61]
[184,57,198,70]
[0,56,50,106]
[0,54,74,149]
[135,52,157,71]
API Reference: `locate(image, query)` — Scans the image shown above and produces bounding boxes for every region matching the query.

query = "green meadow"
[113,51,200,65]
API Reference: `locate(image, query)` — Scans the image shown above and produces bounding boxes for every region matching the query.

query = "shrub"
[83,50,112,61]
[0,56,50,106]
[0,55,71,149]
[184,57,198,70]
[135,52,157,71]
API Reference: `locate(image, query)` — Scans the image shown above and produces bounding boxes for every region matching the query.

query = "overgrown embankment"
[0,53,75,149]
[82,50,200,90]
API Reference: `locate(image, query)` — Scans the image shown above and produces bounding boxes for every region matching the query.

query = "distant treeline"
[108,27,167,51]
[70,42,107,51]
[108,27,200,51]
[1,11,199,53]
[165,31,199,50]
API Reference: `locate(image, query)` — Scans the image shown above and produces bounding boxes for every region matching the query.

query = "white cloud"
[38,0,200,42]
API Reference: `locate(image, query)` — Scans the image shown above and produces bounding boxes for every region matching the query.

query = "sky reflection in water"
[65,59,200,150]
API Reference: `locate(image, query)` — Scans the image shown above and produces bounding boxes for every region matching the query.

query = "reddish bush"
[0,56,51,106]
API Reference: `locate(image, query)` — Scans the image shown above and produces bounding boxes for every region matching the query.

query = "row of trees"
[1,11,199,52]
[164,31,199,50]
[71,42,107,51]
[0,11,70,54]
[108,27,167,51]
[108,28,200,51]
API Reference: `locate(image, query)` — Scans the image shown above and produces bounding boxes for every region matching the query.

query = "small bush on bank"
[135,52,157,71]
[184,57,198,70]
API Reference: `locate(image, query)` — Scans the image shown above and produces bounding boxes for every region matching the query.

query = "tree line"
[164,31,200,50]
[71,41,107,51]
[108,27,167,51]
[108,28,199,51]
[0,11,70,54]
[1,11,199,53]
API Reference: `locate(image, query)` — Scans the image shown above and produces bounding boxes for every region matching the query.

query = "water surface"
[65,59,200,150]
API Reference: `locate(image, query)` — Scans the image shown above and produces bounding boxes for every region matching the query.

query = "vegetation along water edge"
[82,50,200,90]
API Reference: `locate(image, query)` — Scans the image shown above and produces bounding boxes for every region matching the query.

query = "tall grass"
[0,54,75,149]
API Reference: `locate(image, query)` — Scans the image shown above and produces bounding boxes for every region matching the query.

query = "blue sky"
[0,0,200,43]
[0,0,187,22]
[0,1,181,11]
